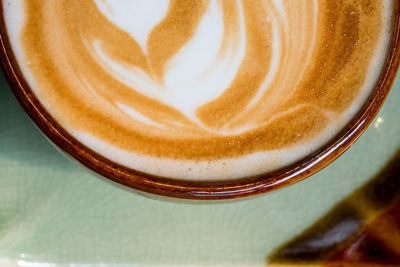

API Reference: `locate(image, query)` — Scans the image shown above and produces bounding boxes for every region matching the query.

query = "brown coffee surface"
[5,0,391,178]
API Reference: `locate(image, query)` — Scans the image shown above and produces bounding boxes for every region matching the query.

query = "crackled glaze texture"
[3,0,393,180]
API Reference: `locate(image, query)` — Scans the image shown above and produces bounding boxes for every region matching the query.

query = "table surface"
[1,68,400,266]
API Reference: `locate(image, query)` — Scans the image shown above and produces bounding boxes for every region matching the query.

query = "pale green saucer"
[1,69,400,265]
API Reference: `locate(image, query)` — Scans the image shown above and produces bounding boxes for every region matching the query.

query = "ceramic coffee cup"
[1,1,400,200]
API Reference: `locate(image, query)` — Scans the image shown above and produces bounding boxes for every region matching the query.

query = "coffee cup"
[1,0,399,200]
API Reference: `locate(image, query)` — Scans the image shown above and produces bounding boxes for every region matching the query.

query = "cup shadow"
[0,72,76,170]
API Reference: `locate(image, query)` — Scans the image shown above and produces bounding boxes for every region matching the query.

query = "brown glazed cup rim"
[1,2,400,200]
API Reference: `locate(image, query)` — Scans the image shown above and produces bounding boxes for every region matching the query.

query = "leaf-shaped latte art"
[15,0,392,179]
[92,0,246,124]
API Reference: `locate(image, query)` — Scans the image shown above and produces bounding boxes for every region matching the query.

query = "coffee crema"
[4,0,393,180]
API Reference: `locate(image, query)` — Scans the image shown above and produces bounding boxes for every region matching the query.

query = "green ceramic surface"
[1,67,400,265]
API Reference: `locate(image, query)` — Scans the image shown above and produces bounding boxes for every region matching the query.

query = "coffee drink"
[3,0,394,180]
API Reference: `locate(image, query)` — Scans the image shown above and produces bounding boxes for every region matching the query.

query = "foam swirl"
[4,0,393,179]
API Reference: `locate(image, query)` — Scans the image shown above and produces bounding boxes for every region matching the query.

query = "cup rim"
[1,2,400,200]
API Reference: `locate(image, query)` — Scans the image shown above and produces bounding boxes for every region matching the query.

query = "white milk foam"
[94,0,170,53]
[3,0,394,180]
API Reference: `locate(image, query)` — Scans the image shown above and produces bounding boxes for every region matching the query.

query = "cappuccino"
[3,0,394,180]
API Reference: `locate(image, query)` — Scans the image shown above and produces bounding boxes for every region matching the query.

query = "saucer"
[1,70,400,265]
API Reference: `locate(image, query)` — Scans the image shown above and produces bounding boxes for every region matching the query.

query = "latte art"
[4,0,393,179]
[88,0,318,133]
